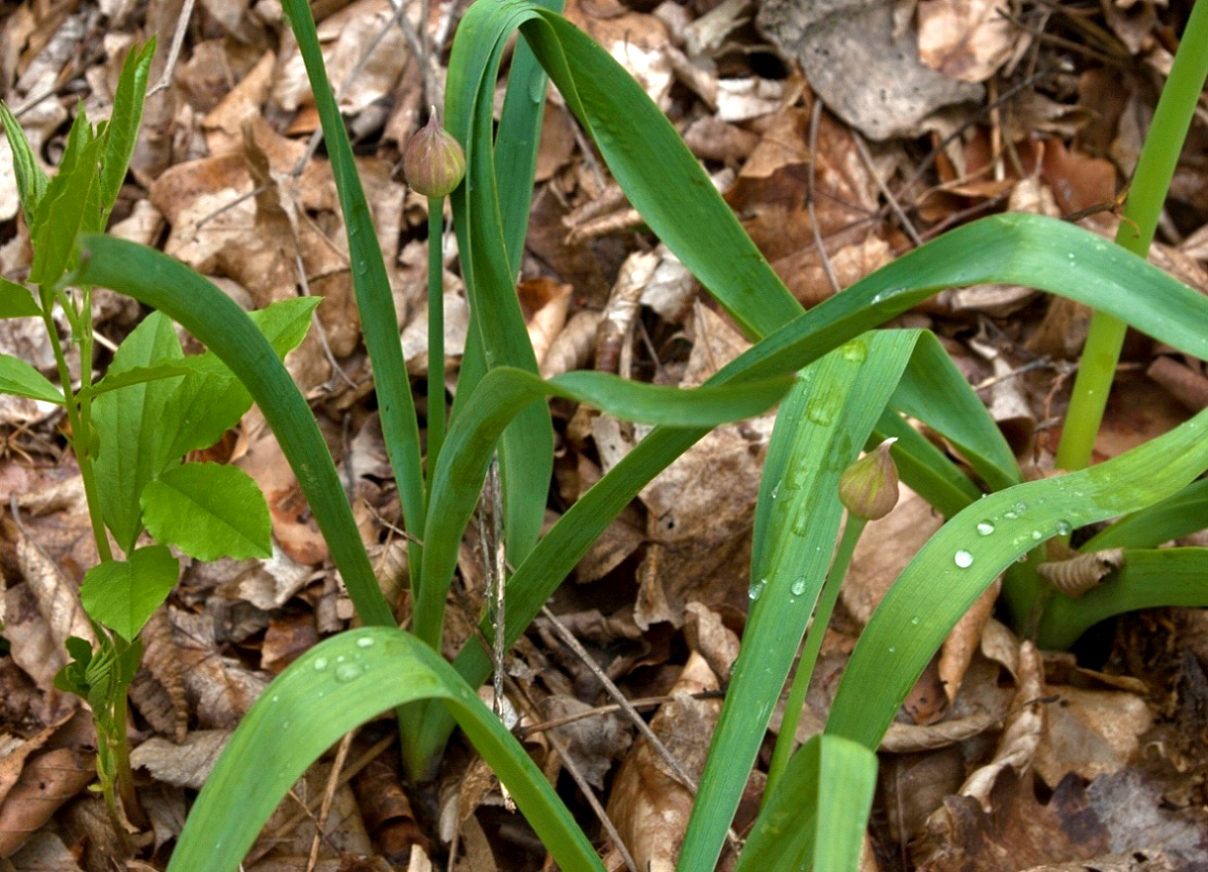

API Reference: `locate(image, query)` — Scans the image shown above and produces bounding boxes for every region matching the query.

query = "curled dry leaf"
[540,309,602,379]
[956,640,1045,810]
[917,0,1017,83]
[1037,548,1125,598]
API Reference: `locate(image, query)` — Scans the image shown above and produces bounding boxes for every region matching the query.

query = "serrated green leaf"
[80,545,180,640]
[29,107,101,285]
[0,278,40,318]
[92,311,185,553]
[0,353,63,403]
[141,462,271,561]
[99,40,155,223]
[0,102,49,228]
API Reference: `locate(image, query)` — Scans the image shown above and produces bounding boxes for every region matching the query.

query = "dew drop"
[1004,510,1018,520]
[910,615,921,625]
[1056,519,1072,535]
[840,339,868,363]
[976,520,995,536]
[790,577,807,597]
[806,401,834,426]
[954,550,974,568]
[313,657,329,672]
[1031,530,1042,541]
[770,482,780,500]
[1013,502,1028,514]
[334,662,364,684]
[749,579,768,602]
[282,720,290,731]
[356,636,375,649]
[888,646,897,654]
[270,694,280,703]
[791,514,808,536]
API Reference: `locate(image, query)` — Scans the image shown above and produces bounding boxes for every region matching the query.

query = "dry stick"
[517,690,725,738]
[147,0,198,98]
[305,731,356,872]
[538,605,744,854]
[245,733,396,866]
[292,248,359,390]
[891,73,1044,211]
[493,666,640,872]
[850,130,922,248]
[806,98,841,296]
[543,718,640,872]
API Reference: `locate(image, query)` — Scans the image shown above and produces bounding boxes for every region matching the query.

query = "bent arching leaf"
[826,405,1208,752]
[72,235,395,629]
[167,628,604,872]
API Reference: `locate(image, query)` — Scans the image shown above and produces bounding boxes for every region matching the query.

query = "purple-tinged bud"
[839,438,900,521]
[404,112,466,198]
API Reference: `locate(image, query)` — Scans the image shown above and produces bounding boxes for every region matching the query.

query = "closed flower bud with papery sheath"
[404,112,466,198]
[839,438,900,521]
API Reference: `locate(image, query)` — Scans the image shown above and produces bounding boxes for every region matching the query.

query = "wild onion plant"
[42,0,1208,868]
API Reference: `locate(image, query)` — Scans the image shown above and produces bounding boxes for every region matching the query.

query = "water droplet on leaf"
[976,520,995,536]
[313,657,328,672]
[356,636,374,649]
[335,663,364,683]
[954,550,974,568]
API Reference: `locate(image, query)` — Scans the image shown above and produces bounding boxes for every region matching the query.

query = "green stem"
[426,198,445,490]
[764,516,866,802]
[1055,0,1208,473]
[39,286,112,562]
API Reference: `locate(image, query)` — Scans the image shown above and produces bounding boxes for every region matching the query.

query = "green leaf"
[0,353,63,403]
[414,365,792,652]
[247,295,321,359]
[0,101,49,228]
[1082,478,1208,550]
[0,277,41,318]
[84,361,202,398]
[167,628,604,872]
[80,545,180,640]
[826,404,1208,753]
[141,462,271,561]
[1036,547,1208,649]
[680,331,915,872]
[99,40,155,223]
[29,107,101,285]
[72,236,396,630]
[278,0,426,600]
[92,311,185,553]
[734,735,876,872]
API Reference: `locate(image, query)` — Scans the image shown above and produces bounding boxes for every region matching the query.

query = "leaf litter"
[2,0,1208,868]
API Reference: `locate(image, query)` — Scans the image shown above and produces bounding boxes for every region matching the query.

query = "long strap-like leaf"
[167,628,604,872]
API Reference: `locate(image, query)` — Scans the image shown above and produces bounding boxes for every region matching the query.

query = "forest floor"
[2,0,1208,869]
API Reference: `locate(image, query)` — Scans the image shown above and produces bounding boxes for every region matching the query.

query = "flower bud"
[404,113,466,198]
[839,438,899,521]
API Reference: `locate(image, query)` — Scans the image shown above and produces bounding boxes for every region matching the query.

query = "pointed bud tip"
[839,437,900,521]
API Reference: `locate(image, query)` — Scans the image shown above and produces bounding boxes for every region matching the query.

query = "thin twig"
[516,690,725,738]
[305,731,356,872]
[806,98,840,295]
[851,129,922,247]
[538,604,742,857]
[147,0,198,98]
